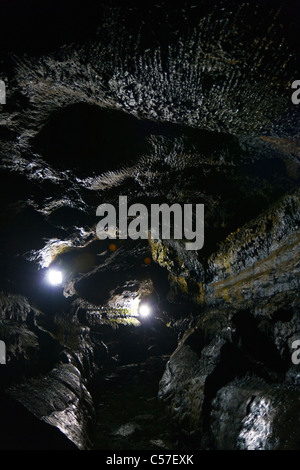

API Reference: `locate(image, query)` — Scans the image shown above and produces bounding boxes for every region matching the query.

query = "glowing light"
[139,303,151,318]
[47,268,63,286]
[129,297,140,316]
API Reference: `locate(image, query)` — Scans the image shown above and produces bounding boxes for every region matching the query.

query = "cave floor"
[92,356,180,451]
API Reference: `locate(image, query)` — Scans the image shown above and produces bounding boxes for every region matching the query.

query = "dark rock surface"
[8,363,94,450]
[211,376,300,450]
[0,0,299,450]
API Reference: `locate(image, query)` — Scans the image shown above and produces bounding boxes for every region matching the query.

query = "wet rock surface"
[0,392,78,450]
[0,0,299,450]
[211,376,300,450]
[8,363,94,450]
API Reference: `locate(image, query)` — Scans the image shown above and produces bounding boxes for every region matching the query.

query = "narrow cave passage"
[0,0,300,453]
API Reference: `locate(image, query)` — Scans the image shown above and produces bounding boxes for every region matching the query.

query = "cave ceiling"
[0,0,299,318]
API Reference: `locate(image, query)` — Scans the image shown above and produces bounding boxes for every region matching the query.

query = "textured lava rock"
[158,315,238,442]
[8,363,94,450]
[211,376,300,450]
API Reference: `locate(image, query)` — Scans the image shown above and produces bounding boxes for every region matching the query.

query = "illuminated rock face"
[0,0,299,450]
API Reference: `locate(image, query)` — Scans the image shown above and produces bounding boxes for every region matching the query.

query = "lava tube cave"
[0,0,299,455]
